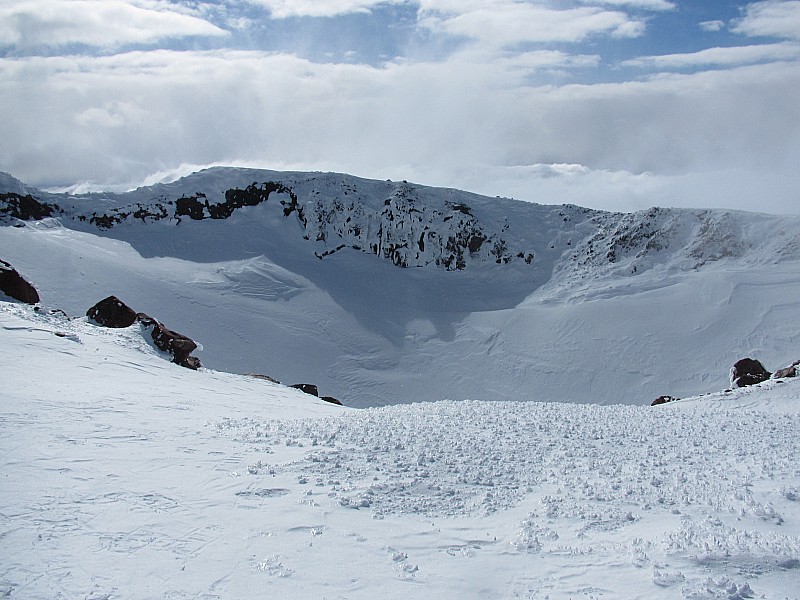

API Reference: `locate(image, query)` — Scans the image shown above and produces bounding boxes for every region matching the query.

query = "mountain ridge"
[2,167,800,406]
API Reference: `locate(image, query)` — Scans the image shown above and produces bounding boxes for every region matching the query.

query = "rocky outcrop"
[291,383,343,405]
[85,296,202,370]
[651,395,679,406]
[300,186,527,270]
[0,259,39,304]
[291,383,319,396]
[86,295,138,328]
[174,182,297,222]
[773,360,799,379]
[730,358,771,388]
[137,314,201,370]
[0,192,60,222]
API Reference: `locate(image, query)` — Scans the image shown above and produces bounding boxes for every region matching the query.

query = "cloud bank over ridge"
[1,0,798,213]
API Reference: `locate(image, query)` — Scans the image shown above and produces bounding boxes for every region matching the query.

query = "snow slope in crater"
[2,300,799,599]
[3,215,800,406]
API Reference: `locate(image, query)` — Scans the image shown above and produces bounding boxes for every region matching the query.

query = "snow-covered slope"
[2,167,800,406]
[2,300,799,599]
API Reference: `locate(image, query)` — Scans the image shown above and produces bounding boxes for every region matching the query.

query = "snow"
[2,168,800,407]
[3,168,800,597]
[2,300,800,599]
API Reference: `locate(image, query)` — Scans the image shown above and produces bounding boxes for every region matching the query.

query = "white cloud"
[419,3,645,48]
[244,0,405,19]
[698,20,725,32]
[622,42,800,69]
[731,0,800,40]
[1,47,798,215]
[0,0,228,50]
[578,0,676,11]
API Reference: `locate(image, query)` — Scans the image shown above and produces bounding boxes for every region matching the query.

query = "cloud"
[244,0,405,19]
[731,0,800,41]
[621,42,800,69]
[418,3,646,47]
[1,46,798,213]
[0,0,228,51]
[578,0,676,11]
[698,20,725,32]
[1,2,798,215]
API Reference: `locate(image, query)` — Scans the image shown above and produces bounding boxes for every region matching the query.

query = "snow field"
[2,301,800,599]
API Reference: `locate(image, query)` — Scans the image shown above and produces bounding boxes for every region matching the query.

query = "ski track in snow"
[2,301,800,599]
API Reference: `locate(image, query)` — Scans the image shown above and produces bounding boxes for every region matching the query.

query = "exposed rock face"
[651,395,679,406]
[0,259,39,304]
[773,360,799,379]
[137,314,201,370]
[0,192,60,222]
[86,295,137,328]
[84,296,201,369]
[730,358,771,388]
[300,186,523,270]
[291,383,319,397]
[174,182,296,222]
[290,384,342,405]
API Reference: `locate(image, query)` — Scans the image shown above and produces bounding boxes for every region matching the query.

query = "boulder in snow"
[730,358,771,388]
[137,314,201,370]
[291,383,319,397]
[651,395,679,406]
[773,360,800,379]
[0,259,39,304]
[86,295,137,328]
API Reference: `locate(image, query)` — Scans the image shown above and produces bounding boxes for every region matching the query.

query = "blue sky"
[1,0,799,213]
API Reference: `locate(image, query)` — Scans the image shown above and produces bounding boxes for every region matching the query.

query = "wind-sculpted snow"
[3,301,800,599]
[217,399,800,522]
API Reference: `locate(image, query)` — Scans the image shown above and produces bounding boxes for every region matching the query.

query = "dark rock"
[0,192,60,222]
[773,359,800,379]
[138,313,200,369]
[651,395,679,406]
[175,196,206,221]
[180,356,203,371]
[321,396,343,406]
[86,295,137,327]
[730,358,771,388]
[0,259,39,304]
[291,383,319,397]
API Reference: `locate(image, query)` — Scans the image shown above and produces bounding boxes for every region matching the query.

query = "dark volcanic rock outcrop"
[85,296,202,370]
[291,384,343,405]
[773,360,799,379]
[0,192,60,222]
[730,358,771,388]
[0,259,39,304]
[651,395,679,406]
[86,295,137,328]
[291,383,319,397]
[137,314,201,370]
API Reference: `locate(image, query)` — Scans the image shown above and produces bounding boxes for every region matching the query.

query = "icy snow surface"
[2,301,799,599]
